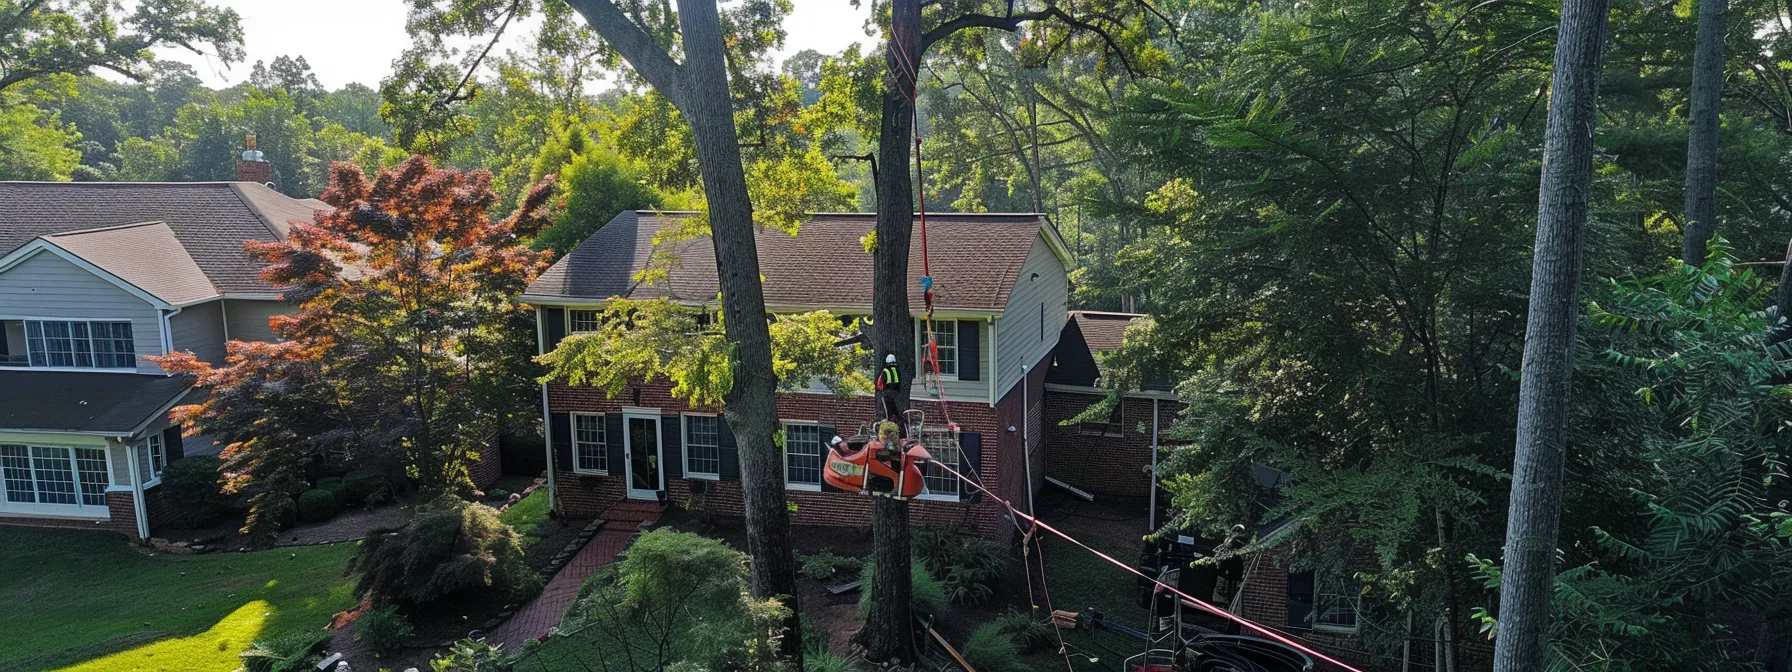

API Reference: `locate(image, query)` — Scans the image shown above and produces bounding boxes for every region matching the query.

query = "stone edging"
[453,516,608,643]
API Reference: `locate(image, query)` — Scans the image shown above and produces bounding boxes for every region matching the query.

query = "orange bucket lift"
[823,410,943,500]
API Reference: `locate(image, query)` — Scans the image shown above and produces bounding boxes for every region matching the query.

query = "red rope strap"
[930,462,1369,672]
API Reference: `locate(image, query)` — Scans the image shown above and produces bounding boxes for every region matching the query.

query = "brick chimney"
[235,133,272,184]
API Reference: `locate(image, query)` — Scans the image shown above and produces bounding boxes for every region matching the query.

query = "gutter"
[537,307,557,514]
[122,435,150,541]
[986,318,999,407]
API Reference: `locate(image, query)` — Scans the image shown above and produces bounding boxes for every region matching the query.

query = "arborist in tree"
[875,352,904,430]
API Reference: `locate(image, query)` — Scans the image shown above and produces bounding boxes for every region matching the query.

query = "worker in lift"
[875,352,904,432]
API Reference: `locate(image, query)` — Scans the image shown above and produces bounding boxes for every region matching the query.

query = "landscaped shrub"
[857,560,948,618]
[158,456,230,526]
[239,629,331,672]
[314,476,345,494]
[993,608,1056,653]
[296,488,339,522]
[349,496,531,607]
[353,604,414,652]
[960,623,1025,672]
[339,470,389,508]
[797,549,863,582]
[912,526,1005,605]
[803,645,859,672]
[943,565,995,606]
[429,637,511,672]
[252,491,298,532]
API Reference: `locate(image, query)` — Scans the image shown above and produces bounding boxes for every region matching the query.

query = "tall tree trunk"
[566,0,802,661]
[1681,0,1726,264]
[860,0,921,661]
[1493,1,1610,669]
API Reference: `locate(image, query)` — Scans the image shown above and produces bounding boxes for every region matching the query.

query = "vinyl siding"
[994,236,1069,400]
[222,299,291,343]
[0,251,164,374]
[169,300,226,364]
[915,318,990,403]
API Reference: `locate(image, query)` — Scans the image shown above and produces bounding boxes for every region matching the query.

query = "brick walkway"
[488,500,663,651]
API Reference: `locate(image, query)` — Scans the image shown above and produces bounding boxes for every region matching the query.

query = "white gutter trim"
[121,436,150,541]
[1043,382,1179,400]
[518,295,1005,319]
[537,307,557,514]
[0,243,177,310]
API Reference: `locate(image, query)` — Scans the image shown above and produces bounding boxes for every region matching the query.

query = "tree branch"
[922,6,1138,75]
[563,0,687,103]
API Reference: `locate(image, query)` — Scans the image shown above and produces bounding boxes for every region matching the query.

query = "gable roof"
[0,181,330,295]
[36,222,219,306]
[1069,311,1145,352]
[524,211,1070,313]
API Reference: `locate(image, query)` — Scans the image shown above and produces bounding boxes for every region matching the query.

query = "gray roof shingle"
[526,211,1059,312]
[43,222,218,306]
[0,181,329,294]
[0,371,193,434]
[1068,311,1145,352]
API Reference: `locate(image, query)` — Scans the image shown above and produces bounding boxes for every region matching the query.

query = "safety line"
[930,462,1369,672]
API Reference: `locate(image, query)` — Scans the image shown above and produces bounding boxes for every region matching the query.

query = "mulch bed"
[520,515,587,575]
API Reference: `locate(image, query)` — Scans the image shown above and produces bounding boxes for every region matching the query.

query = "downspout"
[986,319,999,407]
[1021,364,1035,517]
[1149,397,1159,531]
[536,307,557,514]
[121,436,149,541]
[220,300,231,341]
[159,308,182,365]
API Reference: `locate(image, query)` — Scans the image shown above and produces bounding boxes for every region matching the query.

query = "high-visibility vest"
[880,365,901,388]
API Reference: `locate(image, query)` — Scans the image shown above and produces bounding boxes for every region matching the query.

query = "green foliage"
[0,0,243,95]
[353,605,415,652]
[339,471,391,509]
[796,549,863,581]
[238,629,331,672]
[159,456,231,527]
[430,637,512,672]
[912,525,1004,605]
[296,489,339,523]
[544,529,793,671]
[498,489,550,544]
[540,299,868,407]
[0,101,81,180]
[959,623,1025,672]
[857,560,948,619]
[314,477,345,494]
[993,608,1055,653]
[349,497,532,607]
[532,147,665,257]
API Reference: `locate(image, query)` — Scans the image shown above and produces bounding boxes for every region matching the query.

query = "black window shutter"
[959,432,982,502]
[605,414,626,475]
[958,321,980,381]
[161,425,185,462]
[550,413,572,472]
[718,415,740,479]
[543,307,566,353]
[662,415,683,479]
[1285,570,1315,628]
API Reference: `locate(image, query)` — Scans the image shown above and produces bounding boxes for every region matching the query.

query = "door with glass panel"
[622,414,663,500]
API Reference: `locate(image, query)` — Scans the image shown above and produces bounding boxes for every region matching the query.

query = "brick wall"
[547,353,1053,540]
[1043,390,1182,498]
[1232,547,1376,671]
[0,491,139,540]
[471,433,503,490]
[145,484,176,529]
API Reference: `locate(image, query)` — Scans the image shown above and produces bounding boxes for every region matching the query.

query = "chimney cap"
[241,134,265,162]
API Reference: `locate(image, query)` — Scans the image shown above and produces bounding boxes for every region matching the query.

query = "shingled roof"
[0,370,195,434]
[1069,311,1145,352]
[41,222,219,306]
[0,181,330,295]
[524,211,1068,312]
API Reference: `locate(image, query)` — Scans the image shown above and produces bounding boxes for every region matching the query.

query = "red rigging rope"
[930,461,1370,672]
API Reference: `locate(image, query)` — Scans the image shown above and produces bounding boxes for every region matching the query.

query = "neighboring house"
[0,162,327,540]
[523,211,1071,536]
[1042,311,1179,501]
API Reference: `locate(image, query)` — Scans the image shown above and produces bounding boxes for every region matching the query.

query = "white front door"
[622,413,663,500]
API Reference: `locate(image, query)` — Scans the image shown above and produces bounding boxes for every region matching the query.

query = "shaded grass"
[0,527,357,672]
[1016,533,1157,671]
[499,488,550,547]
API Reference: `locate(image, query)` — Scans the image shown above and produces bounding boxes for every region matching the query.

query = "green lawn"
[0,526,359,672]
[499,488,550,546]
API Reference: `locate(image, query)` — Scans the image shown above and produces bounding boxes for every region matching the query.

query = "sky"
[150,0,874,91]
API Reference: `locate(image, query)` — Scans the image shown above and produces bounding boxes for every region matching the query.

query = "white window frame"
[0,443,113,516]
[2,317,138,371]
[915,429,961,502]
[1313,572,1363,634]
[781,421,823,491]
[571,412,608,474]
[137,433,166,487]
[568,309,602,334]
[919,319,959,381]
[682,413,721,480]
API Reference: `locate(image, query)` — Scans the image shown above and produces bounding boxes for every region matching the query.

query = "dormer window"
[1,319,135,369]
